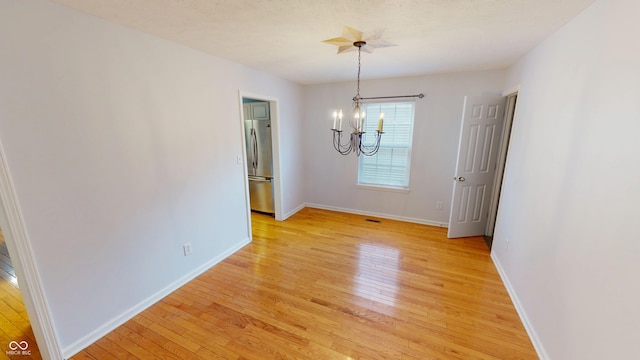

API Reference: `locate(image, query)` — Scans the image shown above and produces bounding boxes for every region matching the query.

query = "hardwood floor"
[0,237,18,287]
[0,233,42,359]
[72,208,536,359]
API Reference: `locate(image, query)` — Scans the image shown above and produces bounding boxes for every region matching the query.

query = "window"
[358,102,415,189]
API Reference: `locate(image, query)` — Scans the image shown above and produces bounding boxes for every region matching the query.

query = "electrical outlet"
[183,243,192,256]
[436,201,443,210]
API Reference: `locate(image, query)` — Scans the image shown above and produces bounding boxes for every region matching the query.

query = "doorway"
[0,146,61,359]
[484,91,518,248]
[238,91,282,236]
[447,91,518,247]
[0,228,42,358]
[448,95,507,239]
[243,98,276,216]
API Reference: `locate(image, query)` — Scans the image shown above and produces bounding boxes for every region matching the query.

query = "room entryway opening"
[0,225,42,358]
[447,90,518,249]
[484,91,518,249]
[0,143,62,358]
[238,91,283,243]
[242,98,276,216]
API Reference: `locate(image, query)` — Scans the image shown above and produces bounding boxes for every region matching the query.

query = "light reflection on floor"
[1,233,20,288]
[354,243,400,306]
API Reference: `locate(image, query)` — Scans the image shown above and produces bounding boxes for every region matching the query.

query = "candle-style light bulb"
[332,111,337,130]
[338,109,343,131]
[378,112,384,132]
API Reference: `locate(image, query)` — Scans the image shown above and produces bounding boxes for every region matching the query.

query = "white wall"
[494,0,640,358]
[303,70,506,225]
[0,0,303,355]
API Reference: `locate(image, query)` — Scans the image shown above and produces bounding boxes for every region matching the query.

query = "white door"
[448,96,506,238]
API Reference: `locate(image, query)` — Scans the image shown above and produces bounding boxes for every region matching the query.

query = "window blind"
[358,102,415,188]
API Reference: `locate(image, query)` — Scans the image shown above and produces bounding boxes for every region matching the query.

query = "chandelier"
[324,27,424,156]
[331,41,384,156]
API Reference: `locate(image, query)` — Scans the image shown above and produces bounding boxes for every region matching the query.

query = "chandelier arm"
[358,131,383,156]
[353,132,362,156]
[333,132,346,154]
[332,130,354,155]
[331,130,383,156]
[358,131,383,147]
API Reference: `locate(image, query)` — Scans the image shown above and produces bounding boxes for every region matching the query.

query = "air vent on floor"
[365,219,381,223]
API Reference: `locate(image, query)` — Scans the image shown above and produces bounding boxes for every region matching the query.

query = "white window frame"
[357,101,415,191]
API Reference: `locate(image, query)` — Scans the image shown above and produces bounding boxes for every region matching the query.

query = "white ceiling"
[50,0,595,85]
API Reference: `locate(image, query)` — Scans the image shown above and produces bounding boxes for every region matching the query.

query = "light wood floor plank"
[0,236,42,359]
[72,208,536,359]
[82,342,119,360]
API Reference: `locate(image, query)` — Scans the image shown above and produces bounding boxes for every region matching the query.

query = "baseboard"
[305,203,449,228]
[281,203,305,221]
[491,252,548,360]
[62,237,251,358]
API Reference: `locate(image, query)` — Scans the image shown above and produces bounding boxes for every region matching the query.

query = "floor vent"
[365,219,381,223]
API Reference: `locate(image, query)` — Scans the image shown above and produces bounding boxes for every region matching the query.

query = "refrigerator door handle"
[252,129,258,170]
[249,128,256,170]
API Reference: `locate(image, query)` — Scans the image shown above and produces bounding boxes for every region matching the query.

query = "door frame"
[238,91,283,226]
[485,86,519,238]
[0,142,63,359]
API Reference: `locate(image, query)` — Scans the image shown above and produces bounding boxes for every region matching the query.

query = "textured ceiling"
[49,0,595,84]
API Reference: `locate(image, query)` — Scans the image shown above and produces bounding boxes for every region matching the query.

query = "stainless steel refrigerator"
[244,112,275,214]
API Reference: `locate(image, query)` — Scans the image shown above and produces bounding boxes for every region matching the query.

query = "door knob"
[453,176,465,182]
